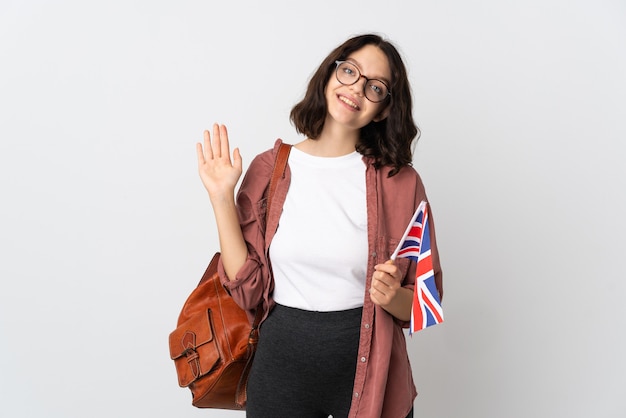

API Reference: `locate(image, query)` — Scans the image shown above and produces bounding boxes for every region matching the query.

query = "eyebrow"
[346,58,391,85]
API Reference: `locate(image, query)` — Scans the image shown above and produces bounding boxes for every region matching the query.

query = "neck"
[296,122,360,157]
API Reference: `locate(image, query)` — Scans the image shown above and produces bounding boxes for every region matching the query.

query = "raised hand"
[196,123,243,201]
[196,124,248,280]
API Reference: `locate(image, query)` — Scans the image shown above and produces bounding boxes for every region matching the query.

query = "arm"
[196,123,247,281]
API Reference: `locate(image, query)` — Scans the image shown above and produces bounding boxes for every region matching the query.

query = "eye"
[339,62,359,79]
[368,81,387,97]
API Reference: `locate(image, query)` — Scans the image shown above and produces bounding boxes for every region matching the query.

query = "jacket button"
[371,251,377,258]
[364,323,370,329]
[361,357,366,362]
[354,392,359,398]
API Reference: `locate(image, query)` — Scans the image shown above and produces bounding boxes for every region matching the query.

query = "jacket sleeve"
[382,166,443,328]
[217,146,276,313]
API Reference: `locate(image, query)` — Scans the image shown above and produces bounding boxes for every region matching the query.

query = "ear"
[373,105,391,122]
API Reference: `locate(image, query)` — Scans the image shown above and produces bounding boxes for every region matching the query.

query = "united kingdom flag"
[392,201,443,335]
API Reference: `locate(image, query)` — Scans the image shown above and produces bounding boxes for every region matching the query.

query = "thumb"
[233,147,243,171]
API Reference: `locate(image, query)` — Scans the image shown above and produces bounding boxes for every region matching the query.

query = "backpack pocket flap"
[169,309,220,387]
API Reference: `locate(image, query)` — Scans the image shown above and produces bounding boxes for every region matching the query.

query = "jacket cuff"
[218,256,262,291]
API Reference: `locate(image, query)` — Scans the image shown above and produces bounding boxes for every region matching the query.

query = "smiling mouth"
[338,95,359,110]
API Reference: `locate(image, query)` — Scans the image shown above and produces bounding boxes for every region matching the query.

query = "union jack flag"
[391,201,443,335]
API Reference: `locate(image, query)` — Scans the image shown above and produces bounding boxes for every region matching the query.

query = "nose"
[349,75,368,97]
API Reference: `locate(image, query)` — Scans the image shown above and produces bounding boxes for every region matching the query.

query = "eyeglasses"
[334,60,391,103]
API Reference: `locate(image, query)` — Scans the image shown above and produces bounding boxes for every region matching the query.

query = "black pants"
[247,304,361,418]
[246,304,414,418]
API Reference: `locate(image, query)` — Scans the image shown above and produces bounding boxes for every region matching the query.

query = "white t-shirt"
[269,147,368,311]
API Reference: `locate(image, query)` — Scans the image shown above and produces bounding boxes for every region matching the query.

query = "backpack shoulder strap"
[265,142,292,225]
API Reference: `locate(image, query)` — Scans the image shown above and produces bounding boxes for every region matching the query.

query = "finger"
[374,273,391,289]
[369,292,379,305]
[369,285,383,300]
[203,130,214,160]
[371,277,386,294]
[370,282,389,304]
[375,262,400,279]
[220,124,230,160]
[369,291,380,305]
[373,268,389,283]
[196,142,205,166]
[212,123,221,158]
[374,263,394,274]
[233,147,243,172]
[375,271,400,293]
[384,260,402,280]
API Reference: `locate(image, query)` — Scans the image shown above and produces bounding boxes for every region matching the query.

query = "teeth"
[339,96,358,109]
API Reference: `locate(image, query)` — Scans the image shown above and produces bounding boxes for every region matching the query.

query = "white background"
[1,1,625,417]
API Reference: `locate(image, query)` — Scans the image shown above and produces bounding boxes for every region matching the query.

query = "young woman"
[196,34,443,418]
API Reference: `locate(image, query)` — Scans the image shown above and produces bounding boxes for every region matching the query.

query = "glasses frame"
[334,60,391,103]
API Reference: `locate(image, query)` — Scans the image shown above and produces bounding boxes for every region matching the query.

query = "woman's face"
[325,44,391,131]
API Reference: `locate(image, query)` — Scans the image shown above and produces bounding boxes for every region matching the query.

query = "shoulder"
[247,139,287,174]
[371,162,428,205]
[239,139,289,198]
[377,163,423,187]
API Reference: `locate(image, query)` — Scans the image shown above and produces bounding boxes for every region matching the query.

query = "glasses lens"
[336,62,359,85]
[364,80,389,103]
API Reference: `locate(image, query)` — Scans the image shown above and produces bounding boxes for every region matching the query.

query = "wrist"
[208,190,236,206]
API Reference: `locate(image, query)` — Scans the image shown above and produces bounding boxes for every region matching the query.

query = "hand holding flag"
[391,201,443,335]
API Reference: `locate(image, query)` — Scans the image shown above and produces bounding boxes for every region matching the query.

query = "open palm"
[196,124,243,199]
